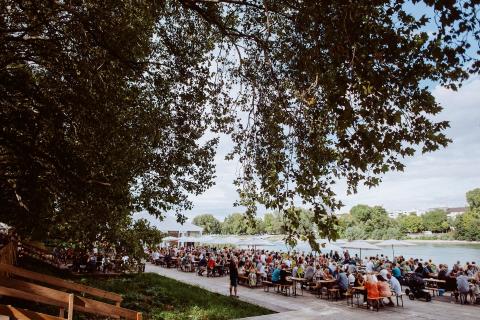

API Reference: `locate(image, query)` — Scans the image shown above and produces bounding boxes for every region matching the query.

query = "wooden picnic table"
[288,277,307,296]
[352,286,367,307]
[424,278,446,283]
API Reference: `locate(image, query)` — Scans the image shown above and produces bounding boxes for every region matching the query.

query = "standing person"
[229,257,239,297]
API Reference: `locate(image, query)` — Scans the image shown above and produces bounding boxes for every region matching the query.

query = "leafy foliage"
[1,1,479,247]
[116,219,164,260]
[192,214,222,234]
[398,213,424,233]
[466,188,480,208]
[455,188,480,241]
[421,209,449,233]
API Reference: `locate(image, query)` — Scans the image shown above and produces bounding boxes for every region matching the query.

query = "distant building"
[445,207,467,219]
[389,209,426,218]
[154,216,203,237]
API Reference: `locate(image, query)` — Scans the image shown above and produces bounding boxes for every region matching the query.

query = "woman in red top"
[377,275,395,306]
[365,274,379,299]
[207,257,216,276]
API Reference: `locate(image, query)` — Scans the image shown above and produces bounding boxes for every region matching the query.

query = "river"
[267,241,480,266]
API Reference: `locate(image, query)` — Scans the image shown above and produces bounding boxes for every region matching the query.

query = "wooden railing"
[0,241,17,266]
[0,284,73,319]
[0,263,142,320]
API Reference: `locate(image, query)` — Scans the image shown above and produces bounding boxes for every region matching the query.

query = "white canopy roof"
[341,240,381,250]
[203,236,240,245]
[177,236,201,243]
[162,236,179,242]
[376,239,416,247]
[237,238,274,247]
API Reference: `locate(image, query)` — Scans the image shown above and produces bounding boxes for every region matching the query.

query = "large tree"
[1,1,479,246]
[192,214,222,234]
[421,209,449,233]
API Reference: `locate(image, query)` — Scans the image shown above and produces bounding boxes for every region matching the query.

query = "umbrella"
[203,236,240,245]
[237,238,274,247]
[162,236,179,242]
[177,236,200,243]
[194,235,213,243]
[321,242,343,253]
[376,239,416,258]
[341,240,381,259]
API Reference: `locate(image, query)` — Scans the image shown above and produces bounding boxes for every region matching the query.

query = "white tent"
[177,236,200,243]
[376,239,416,258]
[341,240,381,259]
[203,236,240,245]
[321,242,343,253]
[237,238,274,247]
[162,236,179,242]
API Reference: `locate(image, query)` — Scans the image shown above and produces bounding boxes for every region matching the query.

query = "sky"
[137,4,480,224]
[178,77,480,221]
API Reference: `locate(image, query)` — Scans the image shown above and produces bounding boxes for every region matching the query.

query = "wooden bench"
[344,290,354,307]
[0,277,142,320]
[276,283,292,296]
[238,275,249,286]
[0,263,122,306]
[262,280,273,292]
[328,288,340,301]
[0,285,73,319]
[395,292,404,307]
[0,264,142,320]
[367,296,390,311]
[425,287,440,297]
[0,304,65,320]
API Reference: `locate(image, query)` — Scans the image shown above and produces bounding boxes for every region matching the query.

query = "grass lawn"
[13,258,274,320]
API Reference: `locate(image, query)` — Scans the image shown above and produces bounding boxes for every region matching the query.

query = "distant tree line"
[193,188,480,241]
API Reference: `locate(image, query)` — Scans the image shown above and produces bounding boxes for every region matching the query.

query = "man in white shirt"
[388,273,402,295]
[366,259,374,273]
[348,272,356,286]
[261,253,266,264]
[152,251,160,261]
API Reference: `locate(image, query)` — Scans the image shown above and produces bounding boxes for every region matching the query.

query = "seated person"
[271,265,281,284]
[314,264,324,280]
[414,262,424,276]
[248,265,257,286]
[456,271,471,298]
[387,273,402,296]
[198,256,207,276]
[354,272,365,287]
[207,256,216,276]
[392,263,402,280]
[304,263,315,282]
[365,274,380,308]
[323,268,333,280]
[280,264,288,284]
[348,272,356,287]
[336,269,349,294]
[258,263,267,279]
[377,275,394,306]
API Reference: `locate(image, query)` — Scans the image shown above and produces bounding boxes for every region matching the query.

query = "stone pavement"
[145,264,479,320]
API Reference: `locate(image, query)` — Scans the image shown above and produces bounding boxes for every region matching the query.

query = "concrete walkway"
[145,264,478,320]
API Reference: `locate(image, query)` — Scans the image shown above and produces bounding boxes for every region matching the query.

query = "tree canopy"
[1,1,479,246]
[192,214,222,234]
[455,188,480,241]
[421,209,449,233]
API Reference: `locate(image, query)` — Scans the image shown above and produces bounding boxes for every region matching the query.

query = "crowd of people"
[150,245,480,305]
[49,246,145,273]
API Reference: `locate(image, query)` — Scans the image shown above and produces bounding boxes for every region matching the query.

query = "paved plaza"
[145,264,479,320]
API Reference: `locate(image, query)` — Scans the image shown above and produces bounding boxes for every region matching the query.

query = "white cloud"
[184,78,480,219]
